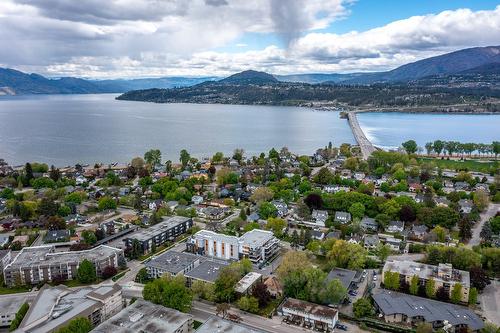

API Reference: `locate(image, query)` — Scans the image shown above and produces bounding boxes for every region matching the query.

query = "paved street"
[479,278,500,326]
[468,203,500,248]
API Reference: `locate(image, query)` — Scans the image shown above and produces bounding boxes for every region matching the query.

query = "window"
[230,245,234,257]
[221,242,225,256]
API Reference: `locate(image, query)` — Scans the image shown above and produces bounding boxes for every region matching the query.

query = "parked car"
[336,323,348,331]
[373,275,377,281]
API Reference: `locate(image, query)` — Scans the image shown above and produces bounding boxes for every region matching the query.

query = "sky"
[0,0,499,78]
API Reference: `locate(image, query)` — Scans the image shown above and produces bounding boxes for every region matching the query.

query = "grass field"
[417,157,498,173]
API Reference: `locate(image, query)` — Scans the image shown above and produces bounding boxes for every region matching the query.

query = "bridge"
[347,112,376,159]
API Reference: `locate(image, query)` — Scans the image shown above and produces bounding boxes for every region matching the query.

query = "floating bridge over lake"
[347,112,376,159]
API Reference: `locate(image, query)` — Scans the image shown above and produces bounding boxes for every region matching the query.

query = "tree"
[344,157,359,171]
[216,303,230,318]
[353,298,373,318]
[383,271,400,291]
[38,197,59,216]
[81,230,97,245]
[144,149,161,166]
[376,244,391,262]
[214,263,243,302]
[131,156,145,170]
[468,287,478,305]
[276,251,312,281]
[49,165,61,181]
[314,167,334,184]
[212,152,224,163]
[458,216,473,241]
[54,317,92,333]
[77,259,97,284]
[450,283,462,304]
[179,149,190,168]
[143,275,193,312]
[252,282,271,307]
[98,196,117,211]
[304,193,323,210]
[409,275,419,295]
[433,140,444,156]
[399,204,416,222]
[259,202,278,219]
[266,217,287,237]
[232,148,244,163]
[349,202,365,220]
[24,162,33,186]
[327,240,366,270]
[135,268,150,284]
[102,266,117,279]
[250,187,274,203]
[402,140,418,155]
[431,225,447,243]
[425,277,436,298]
[473,189,489,212]
[416,323,433,333]
[326,278,347,304]
[424,142,433,155]
[469,266,490,291]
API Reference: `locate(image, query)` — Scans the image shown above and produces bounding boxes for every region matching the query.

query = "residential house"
[386,221,404,234]
[364,234,380,250]
[272,200,288,218]
[458,199,474,214]
[264,276,283,298]
[279,298,338,332]
[311,210,328,226]
[360,217,378,232]
[411,225,429,241]
[334,211,351,224]
[44,229,71,243]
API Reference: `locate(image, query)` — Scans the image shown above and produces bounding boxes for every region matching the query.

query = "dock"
[347,112,376,159]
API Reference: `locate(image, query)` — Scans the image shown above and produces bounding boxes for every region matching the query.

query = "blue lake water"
[0,94,354,166]
[357,112,500,150]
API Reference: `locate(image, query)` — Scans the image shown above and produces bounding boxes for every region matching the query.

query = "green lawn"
[417,157,498,173]
[0,285,30,295]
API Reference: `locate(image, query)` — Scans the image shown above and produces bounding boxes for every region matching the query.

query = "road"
[479,278,500,326]
[347,112,375,160]
[468,203,499,248]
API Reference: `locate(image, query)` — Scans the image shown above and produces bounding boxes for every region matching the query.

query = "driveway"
[468,203,500,248]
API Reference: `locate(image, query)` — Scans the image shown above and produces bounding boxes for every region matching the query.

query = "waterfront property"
[91,299,193,333]
[19,284,123,333]
[123,216,193,254]
[280,298,339,332]
[3,245,124,286]
[373,290,483,332]
[188,229,280,265]
[382,260,470,303]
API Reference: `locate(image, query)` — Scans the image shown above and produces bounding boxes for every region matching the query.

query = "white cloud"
[0,1,499,77]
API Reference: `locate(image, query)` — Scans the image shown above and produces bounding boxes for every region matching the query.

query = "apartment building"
[3,245,124,287]
[382,260,470,303]
[189,229,280,264]
[123,216,193,254]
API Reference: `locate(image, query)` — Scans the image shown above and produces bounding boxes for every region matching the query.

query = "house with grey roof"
[458,199,474,214]
[334,211,351,224]
[364,234,380,249]
[373,290,483,332]
[385,220,404,233]
[311,209,328,226]
[360,217,378,232]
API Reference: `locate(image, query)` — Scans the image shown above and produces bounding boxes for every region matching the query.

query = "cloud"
[0,1,499,78]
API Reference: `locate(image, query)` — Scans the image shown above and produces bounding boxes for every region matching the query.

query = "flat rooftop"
[127,216,191,242]
[5,245,122,270]
[235,272,262,294]
[383,260,470,287]
[0,293,33,315]
[185,259,229,283]
[239,229,276,248]
[92,299,192,333]
[145,250,203,274]
[373,290,483,330]
[196,315,266,333]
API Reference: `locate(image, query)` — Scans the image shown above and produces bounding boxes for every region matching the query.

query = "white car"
[373,275,377,281]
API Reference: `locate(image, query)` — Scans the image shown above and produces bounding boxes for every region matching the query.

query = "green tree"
[383,271,400,291]
[425,277,436,298]
[450,283,462,304]
[81,230,97,245]
[179,149,191,168]
[326,278,347,304]
[266,217,287,237]
[54,317,92,333]
[143,275,193,312]
[349,202,365,220]
[409,275,419,295]
[24,162,34,186]
[237,296,259,313]
[327,240,366,270]
[77,259,97,284]
[98,196,117,211]
[402,140,418,155]
[9,302,29,332]
[433,140,444,156]
[135,268,150,284]
[468,287,478,305]
[376,243,391,262]
[416,322,433,333]
[212,152,224,163]
[232,148,244,164]
[144,149,162,166]
[424,142,433,155]
[353,298,373,318]
[259,202,278,219]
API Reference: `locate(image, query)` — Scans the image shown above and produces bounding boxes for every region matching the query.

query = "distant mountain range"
[0,68,217,95]
[1,45,499,95]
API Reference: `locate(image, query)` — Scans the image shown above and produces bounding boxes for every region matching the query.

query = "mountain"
[219,70,278,85]
[0,67,217,95]
[346,45,500,84]
[276,73,367,84]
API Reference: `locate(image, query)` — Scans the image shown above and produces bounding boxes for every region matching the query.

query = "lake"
[0,94,354,166]
[357,112,500,150]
